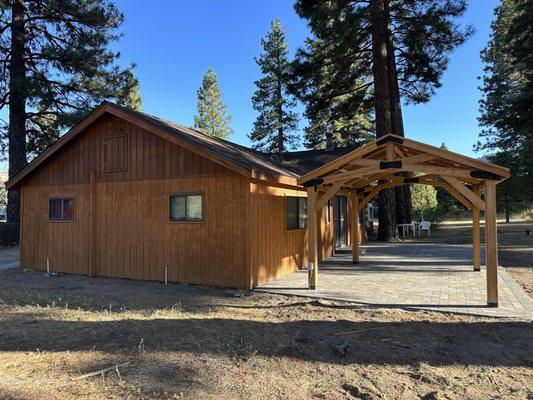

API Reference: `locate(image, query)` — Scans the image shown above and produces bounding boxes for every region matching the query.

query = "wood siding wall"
[250,182,308,286]
[249,183,334,287]
[25,114,232,187]
[19,112,338,289]
[21,175,249,288]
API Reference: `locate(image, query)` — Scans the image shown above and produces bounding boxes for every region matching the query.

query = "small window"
[286,196,308,230]
[169,194,203,221]
[49,198,75,221]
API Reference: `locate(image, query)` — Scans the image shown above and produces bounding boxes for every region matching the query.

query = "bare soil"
[403,221,533,297]
[0,267,532,400]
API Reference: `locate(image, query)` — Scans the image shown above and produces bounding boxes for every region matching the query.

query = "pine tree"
[477,0,532,205]
[194,69,232,139]
[0,0,141,222]
[291,27,374,150]
[293,0,472,240]
[27,69,142,157]
[249,19,298,158]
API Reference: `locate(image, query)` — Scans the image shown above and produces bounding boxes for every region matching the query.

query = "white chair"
[419,220,431,236]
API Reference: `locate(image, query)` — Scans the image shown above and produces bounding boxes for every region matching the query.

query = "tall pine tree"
[194,69,232,139]
[293,0,472,240]
[477,0,532,210]
[249,19,298,158]
[0,0,141,222]
[291,24,374,150]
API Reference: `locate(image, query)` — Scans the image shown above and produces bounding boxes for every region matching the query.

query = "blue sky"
[0,0,499,171]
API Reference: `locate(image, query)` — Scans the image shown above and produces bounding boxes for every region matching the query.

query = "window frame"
[285,195,308,232]
[168,192,205,223]
[48,197,76,222]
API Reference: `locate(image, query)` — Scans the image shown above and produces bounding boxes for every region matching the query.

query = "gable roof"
[7,103,508,192]
[297,134,510,188]
[6,102,313,189]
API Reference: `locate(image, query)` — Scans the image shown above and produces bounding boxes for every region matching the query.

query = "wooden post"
[349,191,360,263]
[484,180,498,307]
[307,187,318,289]
[472,185,481,271]
[88,170,97,277]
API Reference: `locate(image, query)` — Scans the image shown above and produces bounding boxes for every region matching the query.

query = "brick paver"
[256,242,533,318]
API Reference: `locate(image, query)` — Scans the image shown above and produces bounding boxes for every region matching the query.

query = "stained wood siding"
[21,175,248,288]
[250,182,309,286]
[19,112,336,289]
[21,183,91,275]
[25,113,231,187]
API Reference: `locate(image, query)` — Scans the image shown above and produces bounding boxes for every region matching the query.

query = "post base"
[473,268,480,272]
[309,285,316,290]
[487,302,498,308]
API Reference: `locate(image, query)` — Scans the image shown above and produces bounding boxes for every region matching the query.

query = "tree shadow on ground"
[2,311,532,368]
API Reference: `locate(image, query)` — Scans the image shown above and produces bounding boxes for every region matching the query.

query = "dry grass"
[0,266,532,400]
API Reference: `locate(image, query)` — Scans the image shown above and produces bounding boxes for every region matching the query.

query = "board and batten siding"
[24,113,232,187]
[21,176,248,288]
[20,113,249,288]
[19,111,335,289]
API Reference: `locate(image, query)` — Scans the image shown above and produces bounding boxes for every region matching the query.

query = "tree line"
[193,0,473,239]
[1,0,531,235]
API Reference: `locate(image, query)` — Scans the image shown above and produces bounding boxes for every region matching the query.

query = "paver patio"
[255,242,533,318]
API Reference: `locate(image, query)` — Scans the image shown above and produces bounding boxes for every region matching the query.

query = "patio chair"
[418,220,431,236]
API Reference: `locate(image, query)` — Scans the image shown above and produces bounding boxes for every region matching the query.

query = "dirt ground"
[403,221,533,297]
[0,266,532,400]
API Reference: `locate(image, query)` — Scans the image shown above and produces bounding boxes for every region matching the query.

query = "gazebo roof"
[298,134,510,212]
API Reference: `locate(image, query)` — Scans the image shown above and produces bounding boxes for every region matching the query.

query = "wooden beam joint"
[470,170,502,181]
[302,178,324,188]
[380,160,402,170]
[376,135,404,146]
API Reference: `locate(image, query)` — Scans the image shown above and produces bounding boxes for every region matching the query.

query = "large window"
[169,194,203,221]
[286,196,308,230]
[49,198,75,221]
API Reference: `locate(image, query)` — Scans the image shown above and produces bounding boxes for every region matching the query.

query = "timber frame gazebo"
[298,134,510,307]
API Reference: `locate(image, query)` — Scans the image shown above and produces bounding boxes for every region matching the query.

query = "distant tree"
[0,0,140,223]
[0,183,6,211]
[435,143,455,211]
[411,183,437,221]
[249,19,298,158]
[293,0,473,240]
[477,0,532,203]
[116,70,143,112]
[488,151,531,222]
[194,69,232,139]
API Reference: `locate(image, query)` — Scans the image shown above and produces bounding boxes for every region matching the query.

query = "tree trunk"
[371,0,397,241]
[325,132,334,151]
[277,79,284,160]
[381,0,412,225]
[7,0,27,223]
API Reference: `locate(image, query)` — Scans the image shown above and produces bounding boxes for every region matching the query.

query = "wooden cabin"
[7,102,510,306]
[6,102,356,289]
